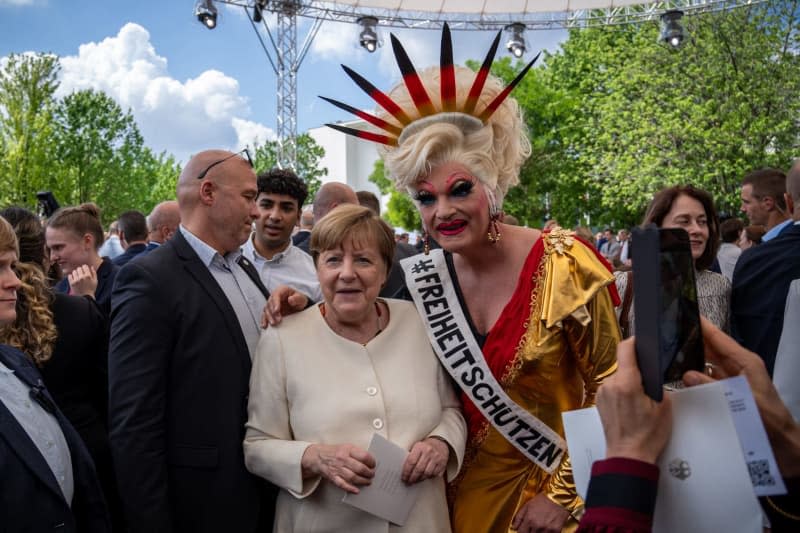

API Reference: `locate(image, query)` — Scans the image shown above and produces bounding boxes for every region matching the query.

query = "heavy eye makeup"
[449,179,474,197]
[413,190,436,206]
[413,179,475,205]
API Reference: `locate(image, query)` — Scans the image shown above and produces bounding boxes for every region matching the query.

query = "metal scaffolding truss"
[207,0,765,168]
[221,0,764,30]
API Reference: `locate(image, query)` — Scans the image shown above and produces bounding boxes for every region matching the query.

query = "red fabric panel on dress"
[461,239,545,437]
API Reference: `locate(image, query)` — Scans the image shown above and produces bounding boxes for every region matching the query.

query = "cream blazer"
[244,299,467,533]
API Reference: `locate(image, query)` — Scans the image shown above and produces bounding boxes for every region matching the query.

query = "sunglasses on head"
[196,148,254,180]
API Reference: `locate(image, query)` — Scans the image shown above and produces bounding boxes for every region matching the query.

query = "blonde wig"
[378,66,531,209]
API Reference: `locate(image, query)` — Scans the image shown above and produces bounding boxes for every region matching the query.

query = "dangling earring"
[487,209,501,244]
[423,231,431,255]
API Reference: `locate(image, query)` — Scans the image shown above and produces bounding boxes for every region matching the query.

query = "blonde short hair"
[378,66,531,209]
[310,204,395,278]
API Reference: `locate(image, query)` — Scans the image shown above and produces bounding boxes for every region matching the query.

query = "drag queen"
[322,25,621,533]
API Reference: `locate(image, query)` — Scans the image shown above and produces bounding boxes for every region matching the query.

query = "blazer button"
[372,418,384,430]
[366,386,378,396]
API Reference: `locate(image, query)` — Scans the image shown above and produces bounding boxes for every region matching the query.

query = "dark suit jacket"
[41,292,123,529]
[140,241,161,255]
[0,344,111,533]
[380,241,417,300]
[295,234,311,255]
[55,257,119,317]
[109,230,276,533]
[112,242,148,267]
[731,222,800,375]
[291,229,310,247]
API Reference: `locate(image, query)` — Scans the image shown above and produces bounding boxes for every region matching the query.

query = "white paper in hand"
[563,381,763,533]
[341,433,419,526]
[722,375,787,496]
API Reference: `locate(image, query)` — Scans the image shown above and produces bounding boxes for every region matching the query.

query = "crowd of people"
[1,25,799,533]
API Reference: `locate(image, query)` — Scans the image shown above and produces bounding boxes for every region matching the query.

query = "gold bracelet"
[765,496,800,521]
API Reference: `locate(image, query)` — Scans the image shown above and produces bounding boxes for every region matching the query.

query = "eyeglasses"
[195,148,254,180]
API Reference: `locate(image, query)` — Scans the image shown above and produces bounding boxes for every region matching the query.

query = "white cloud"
[55,23,274,162]
[310,20,360,60]
[232,117,276,147]
[0,0,39,6]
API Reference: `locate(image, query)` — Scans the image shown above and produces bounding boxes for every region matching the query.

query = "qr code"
[747,460,776,487]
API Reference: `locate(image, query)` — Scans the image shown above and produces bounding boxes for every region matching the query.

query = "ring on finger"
[705,362,715,376]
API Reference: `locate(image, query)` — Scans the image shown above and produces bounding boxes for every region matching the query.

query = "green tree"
[368,158,421,230]
[476,56,590,228]
[52,89,152,223]
[0,53,60,207]
[542,1,800,227]
[252,133,326,200]
[141,150,182,210]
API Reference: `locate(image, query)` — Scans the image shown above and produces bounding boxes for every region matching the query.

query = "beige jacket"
[244,299,466,533]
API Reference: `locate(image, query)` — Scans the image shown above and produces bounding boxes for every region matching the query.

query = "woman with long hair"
[1,206,123,529]
[0,214,111,532]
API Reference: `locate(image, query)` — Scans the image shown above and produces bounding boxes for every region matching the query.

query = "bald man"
[142,200,180,254]
[108,149,276,532]
[731,161,800,375]
[296,181,358,254]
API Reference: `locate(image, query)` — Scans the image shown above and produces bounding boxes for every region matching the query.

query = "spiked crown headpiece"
[321,23,539,148]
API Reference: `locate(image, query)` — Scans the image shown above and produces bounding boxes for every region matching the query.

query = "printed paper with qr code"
[722,375,787,496]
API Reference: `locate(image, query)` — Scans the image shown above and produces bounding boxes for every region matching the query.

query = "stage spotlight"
[195,0,218,30]
[505,23,526,58]
[660,10,686,48]
[358,16,379,53]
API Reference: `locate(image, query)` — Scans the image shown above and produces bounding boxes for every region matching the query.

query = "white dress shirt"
[179,226,266,358]
[242,235,323,303]
[0,362,74,504]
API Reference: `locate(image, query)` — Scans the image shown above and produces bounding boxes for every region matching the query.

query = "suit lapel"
[0,349,69,503]
[170,231,252,365]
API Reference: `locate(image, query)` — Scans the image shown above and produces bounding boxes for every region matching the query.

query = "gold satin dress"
[452,230,621,533]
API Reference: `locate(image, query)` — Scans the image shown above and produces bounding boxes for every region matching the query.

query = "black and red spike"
[463,30,501,115]
[341,65,412,125]
[440,23,456,112]
[325,123,397,147]
[478,52,540,122]
[390,34,436,118]
[319,96,402,137]
[321,25,537,147]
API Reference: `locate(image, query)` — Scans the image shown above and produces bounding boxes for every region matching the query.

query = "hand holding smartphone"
[631,225,704,401]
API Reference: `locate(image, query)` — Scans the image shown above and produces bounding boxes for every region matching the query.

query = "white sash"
[401,249,566,474]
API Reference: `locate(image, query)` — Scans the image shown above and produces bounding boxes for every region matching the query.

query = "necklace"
[319,301,383,346]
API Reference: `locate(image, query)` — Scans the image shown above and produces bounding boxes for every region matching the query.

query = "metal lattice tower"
[275,2,298,168]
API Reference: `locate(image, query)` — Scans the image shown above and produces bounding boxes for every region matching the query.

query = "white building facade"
[307,119,381,196]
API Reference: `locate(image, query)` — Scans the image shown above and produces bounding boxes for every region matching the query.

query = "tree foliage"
[0,53,60,207]
[522,1,800,228]
[368,158,421,230]
[252,133,326,200]
[0,54,187,224]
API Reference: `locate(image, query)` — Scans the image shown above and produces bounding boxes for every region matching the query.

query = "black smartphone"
[631,225,704,401]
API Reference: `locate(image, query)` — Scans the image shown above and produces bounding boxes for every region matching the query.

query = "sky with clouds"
[0,0,566,162]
